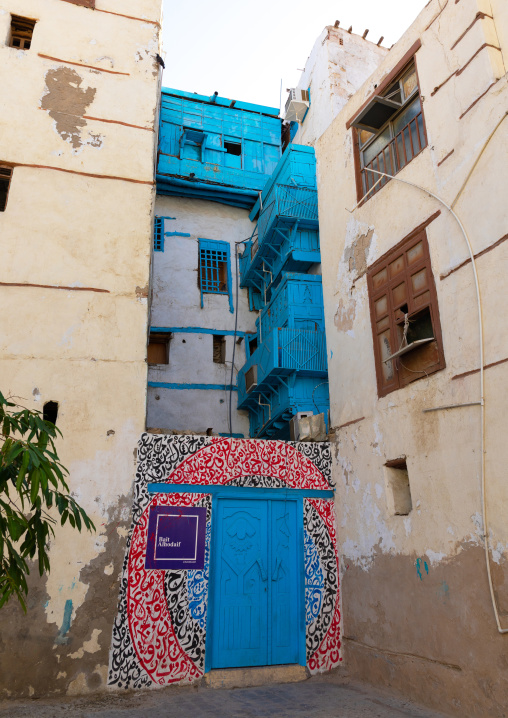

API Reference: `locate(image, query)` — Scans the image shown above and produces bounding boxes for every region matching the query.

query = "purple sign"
[145,506,207,570]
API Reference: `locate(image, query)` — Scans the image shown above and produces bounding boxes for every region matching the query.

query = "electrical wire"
[311,381,328,414]
[358,162,507,634]
[228,244,241,438]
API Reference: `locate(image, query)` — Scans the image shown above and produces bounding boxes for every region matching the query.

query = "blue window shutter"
[154,217,164,251]
[198,239,233,313]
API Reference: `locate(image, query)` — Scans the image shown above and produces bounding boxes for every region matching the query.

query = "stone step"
[203,664,308,690]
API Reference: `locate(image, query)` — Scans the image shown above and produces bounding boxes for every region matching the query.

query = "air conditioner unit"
[289,411,313,441]
[245,365,257,393]
[290,412,327,442]
[284,88,310,123]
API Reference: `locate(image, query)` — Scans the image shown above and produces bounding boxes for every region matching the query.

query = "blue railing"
[257,184,318,248]
[240,185,319,291]
[238,328,327,408]
[277,328,327,372]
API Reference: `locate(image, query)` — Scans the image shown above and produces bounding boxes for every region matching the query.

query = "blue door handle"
[256,557,268,581]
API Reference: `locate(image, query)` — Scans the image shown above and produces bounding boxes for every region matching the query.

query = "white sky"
[161,0,428,111]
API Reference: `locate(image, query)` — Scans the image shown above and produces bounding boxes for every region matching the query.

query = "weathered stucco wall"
[315,0,508,714]
[0,0,162,698]
[293,26,387,148]
[147,195,256,437]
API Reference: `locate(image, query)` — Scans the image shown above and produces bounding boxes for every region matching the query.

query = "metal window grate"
[361,111,427,198]
[198,239,233,313]
[199,247,228,294]
[154,217,163,252]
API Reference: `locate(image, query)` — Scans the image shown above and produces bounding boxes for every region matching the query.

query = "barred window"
[198,239,233,313]
[199,242,229,294]
[154,217,163,252]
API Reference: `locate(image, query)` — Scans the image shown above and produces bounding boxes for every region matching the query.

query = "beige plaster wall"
[316,0,508,713]
[293,26,388,148]
[0,0,161,699]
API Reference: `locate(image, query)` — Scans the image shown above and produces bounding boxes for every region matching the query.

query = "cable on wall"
[354,152,508,634]
[228,239,249,438]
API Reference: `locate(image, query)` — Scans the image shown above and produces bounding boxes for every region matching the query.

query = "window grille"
[154,217,164,252]
[351,62,427,201]
[199,246,228,294]
[198,239,233,313]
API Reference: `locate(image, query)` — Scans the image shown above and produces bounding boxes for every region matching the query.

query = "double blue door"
[210,498,301,668]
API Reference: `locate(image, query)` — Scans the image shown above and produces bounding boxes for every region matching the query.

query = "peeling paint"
[135,284,149,298]
[334,297,356,332]
[41,68,96,150]
[54,599,73,645]
[344,228,374,280]
[68,628,102,659]
[426,550,446,566]
[491,541,508,564]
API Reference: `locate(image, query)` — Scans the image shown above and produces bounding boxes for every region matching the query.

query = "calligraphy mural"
[108,435,339,689]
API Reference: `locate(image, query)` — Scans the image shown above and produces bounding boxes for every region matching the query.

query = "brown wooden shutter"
[367,223,445,397]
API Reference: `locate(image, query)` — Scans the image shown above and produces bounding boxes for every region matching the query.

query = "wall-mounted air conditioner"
[245,365,258,393]
[290,412,327,442]
[284,88,310,123]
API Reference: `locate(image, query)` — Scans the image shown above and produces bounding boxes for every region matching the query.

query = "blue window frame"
[154,217,164,252]
[198,239,233,313]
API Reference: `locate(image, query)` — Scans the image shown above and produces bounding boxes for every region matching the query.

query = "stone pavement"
[0,674,447,718]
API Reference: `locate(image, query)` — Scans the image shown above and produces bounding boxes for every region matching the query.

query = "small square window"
[9,15,36,50]
[224,140,242,169]
[147,333,170,365]
[212,334,226,364]
[224,141,241,157]
[384,458,412,515]
[0,166,13,212]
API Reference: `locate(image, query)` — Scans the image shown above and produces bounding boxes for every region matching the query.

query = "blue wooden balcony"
[236,328,330,435]
[243,377,329,439]
[237,328,328,409]
[240,184,320,290]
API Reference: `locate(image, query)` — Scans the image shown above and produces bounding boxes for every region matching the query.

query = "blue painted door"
[210,498,300,668]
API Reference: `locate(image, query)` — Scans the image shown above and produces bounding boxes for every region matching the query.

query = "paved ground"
[0,675,447,718]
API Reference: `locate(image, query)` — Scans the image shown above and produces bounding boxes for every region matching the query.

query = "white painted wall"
[147,195,256,436]
[290,26,388,148]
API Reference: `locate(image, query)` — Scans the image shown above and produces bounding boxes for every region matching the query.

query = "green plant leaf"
[30,470,40,505]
